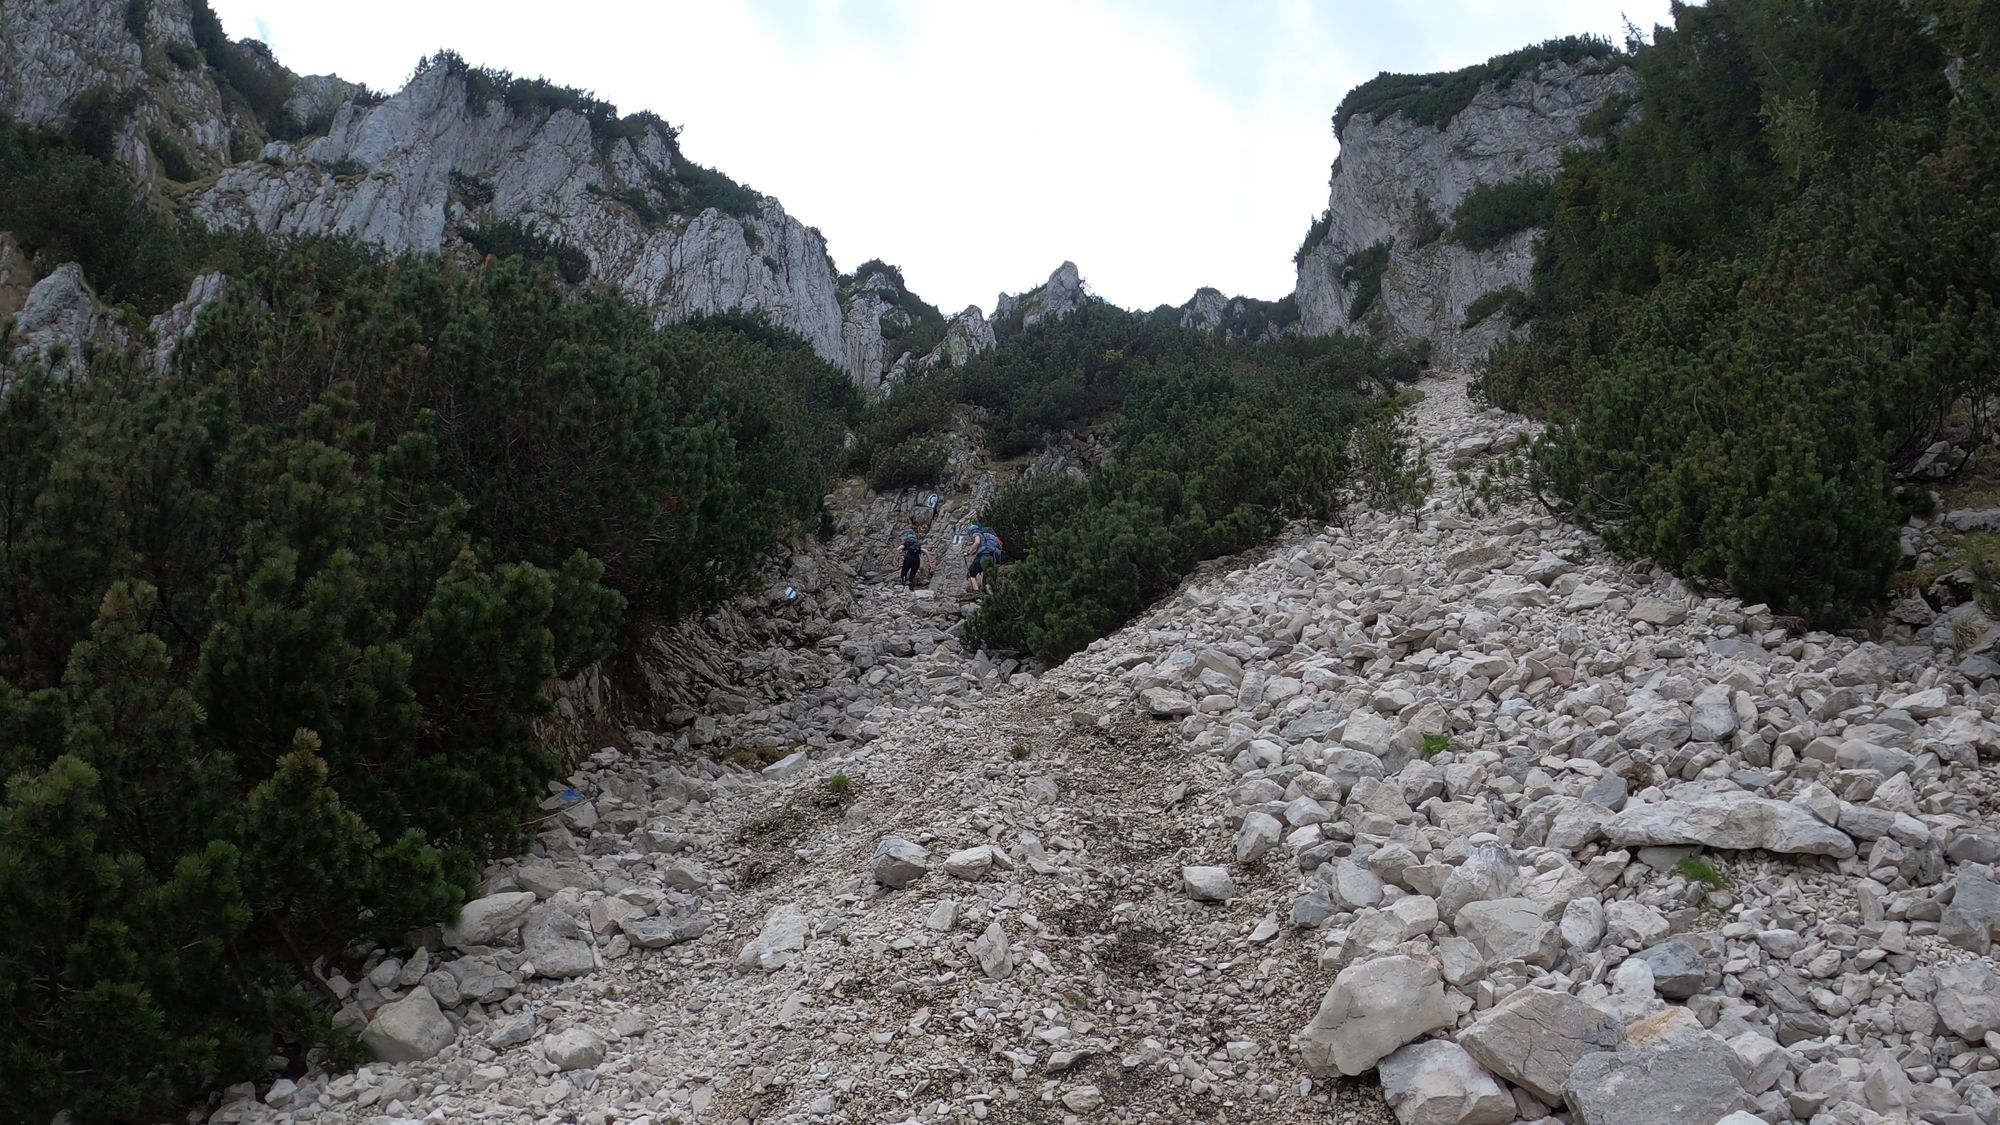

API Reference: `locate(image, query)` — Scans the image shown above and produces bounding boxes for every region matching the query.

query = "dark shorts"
[967,551,997,579]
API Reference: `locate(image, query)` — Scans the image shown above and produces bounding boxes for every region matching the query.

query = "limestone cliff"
[0,0,240,187]
[1293,56,1635,366]
[0,1,949,389]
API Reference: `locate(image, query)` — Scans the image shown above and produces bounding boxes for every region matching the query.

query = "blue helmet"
[903,531,919,545]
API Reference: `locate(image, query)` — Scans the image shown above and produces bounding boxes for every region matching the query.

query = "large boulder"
[869,838,929,888]
[1943,865,2000,954]
[444,891,537,948]
[1453,897,1559,967]
[1458,985,1621,1104]
[1378,1040,1515,1125]
[543,1027,606,1071]
[361,987,456,1063]
[1606,794,1855,858]
[1299,955,1456,1077]
[1563,1008,1747,1125]
[521,905,597,978]
[1935,961,2000,1041]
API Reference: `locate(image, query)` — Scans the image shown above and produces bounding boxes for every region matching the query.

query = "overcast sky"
[207,0,1674,314]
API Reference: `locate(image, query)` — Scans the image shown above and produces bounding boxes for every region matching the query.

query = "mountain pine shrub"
[1481,0,1997,620]
[0,244,854,1121]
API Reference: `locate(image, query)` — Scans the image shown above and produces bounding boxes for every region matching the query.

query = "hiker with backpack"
[963,523,1004,593]
[893,530,934,590]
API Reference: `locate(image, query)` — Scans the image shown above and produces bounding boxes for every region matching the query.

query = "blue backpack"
[980,529,1004,560]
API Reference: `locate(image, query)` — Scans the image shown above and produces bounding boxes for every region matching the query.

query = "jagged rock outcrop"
[840,267,904,396]
[0,0,237,186]
[189,61,854,365]
[838,268,994,396]
[1175,286,1298,342]
[1294,57,1634,365]
[995,261,1086,331]
[928,305,995,367]
[5,261,229,379]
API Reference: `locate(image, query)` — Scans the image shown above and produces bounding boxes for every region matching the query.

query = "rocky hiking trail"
[216,376,2000,1125]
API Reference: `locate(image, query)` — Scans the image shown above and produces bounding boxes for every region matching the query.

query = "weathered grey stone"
[522,905,597,979]
[1942,865,2000,954]
[1563,1008,1747,1125]
[1628,598,1687,626]
[972,922,1012,980]
[1183,865,1236,903]
[1935,961,2000,1041]
[543,1027,606,1071]
[1459,985,1621,1104]
[361,987,455,1063]
[1378,1040,1515,1125]
[869,837,930,888]
[1689,685,1739,743]
[487,1012,537,1049]
[1560,896,1606,953]
[623,913,709,949]
[1299,955,1455,1077]
[1235,811,1283,863]
[737,903,809,971]
[444,890,537,948]
[1631,936,1711,1000]
[1453,897,1559,967]
[1606,794,1855,858]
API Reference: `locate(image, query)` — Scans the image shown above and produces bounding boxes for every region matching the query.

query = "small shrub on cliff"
[1449,177,1555,252]
[1341,241,1393,322]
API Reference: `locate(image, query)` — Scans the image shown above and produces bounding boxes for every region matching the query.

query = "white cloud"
[206,0,1671,313]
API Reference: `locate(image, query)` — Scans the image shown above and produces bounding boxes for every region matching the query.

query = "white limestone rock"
[1293,57,1635,365]
[1299,954,1455,1077]
[360,987,456,1063]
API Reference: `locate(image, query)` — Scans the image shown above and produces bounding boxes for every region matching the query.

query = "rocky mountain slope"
[0,0,997,391]
[202,375,2000,1125]
[1293,55,1634,365]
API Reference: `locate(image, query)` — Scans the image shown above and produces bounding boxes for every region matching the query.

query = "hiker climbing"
[893,530,933,590]
[963,523,1004,593]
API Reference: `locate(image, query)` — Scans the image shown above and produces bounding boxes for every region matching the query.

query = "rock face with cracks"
[1294,58,1636,365]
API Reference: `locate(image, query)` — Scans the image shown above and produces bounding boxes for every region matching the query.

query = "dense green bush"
[0,237,856,1120]
[1485,0,1995,620]
[190,2,300,139]
[867,435,950,493]
[962,343,1372,663]
[148,128,196,181]
[1461,285,1529,330]
[460,219,590,283]
[1341,241,1393,322]
[1335,37,1621,134]
[0,122,209,315]
[449,169,496,209]
[1448,177,1554,251]
[975,472,1088,563]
